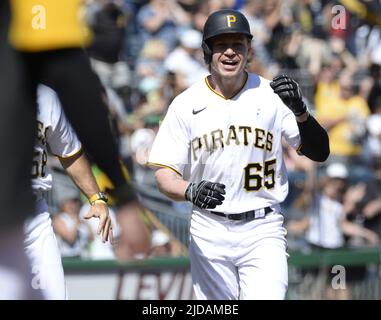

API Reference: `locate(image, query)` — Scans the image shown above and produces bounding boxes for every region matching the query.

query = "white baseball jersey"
[24,84,81,299]
[306,194,345,249]
[32,84,82,194]
[148,73,301,213]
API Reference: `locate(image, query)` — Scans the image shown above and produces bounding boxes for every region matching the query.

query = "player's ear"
[245,46,254,70]
[248,45,254,59]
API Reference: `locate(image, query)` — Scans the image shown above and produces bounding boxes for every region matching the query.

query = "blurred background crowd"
[40,0,381,298]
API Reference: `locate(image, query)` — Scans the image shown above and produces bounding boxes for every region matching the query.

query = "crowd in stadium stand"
[44,0,381,261]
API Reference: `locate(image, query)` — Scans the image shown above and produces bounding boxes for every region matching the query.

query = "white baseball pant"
[189,208,288,300]
[24,199,67,299]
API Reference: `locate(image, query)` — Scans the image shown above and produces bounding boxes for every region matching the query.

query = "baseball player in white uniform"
[24,84,112,299]
[148,9,329,300]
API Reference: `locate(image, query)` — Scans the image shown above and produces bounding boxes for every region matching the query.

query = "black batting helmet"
[202,9,253,64]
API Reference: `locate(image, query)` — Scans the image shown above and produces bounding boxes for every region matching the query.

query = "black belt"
[210,206,273,221]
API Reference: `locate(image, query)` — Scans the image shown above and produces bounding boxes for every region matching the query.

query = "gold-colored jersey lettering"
[202,134,210,152]
[191,137,202,161]
[264,158,276,189]
[254,128,265,149]
[239,126,251,146]
[211,129,224,150]
[191,126,273,160]
[244,162,262,191]
[226,125,240,146]
[32,149,48,178]
[266,132,273,152]
[244,159,277,192]
[36,120,48,145]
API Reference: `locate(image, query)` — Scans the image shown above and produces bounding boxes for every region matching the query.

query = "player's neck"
[208,72,248,99]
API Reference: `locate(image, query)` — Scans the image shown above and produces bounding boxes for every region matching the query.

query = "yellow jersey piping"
[146,162,182,177]
[56,146,83,159]
[204,72,248,100]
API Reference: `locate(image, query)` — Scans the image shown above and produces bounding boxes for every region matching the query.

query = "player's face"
[209,34,251,79]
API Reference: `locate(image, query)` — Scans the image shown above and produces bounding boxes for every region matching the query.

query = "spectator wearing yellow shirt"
[314,62,341,112]
[316,72,370,165]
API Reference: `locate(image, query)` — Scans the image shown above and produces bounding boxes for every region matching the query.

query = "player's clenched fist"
[270,75,307,117]
[185,181,226,209]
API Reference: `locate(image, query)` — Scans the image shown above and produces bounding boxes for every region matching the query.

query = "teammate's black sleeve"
[27,48,136,205]
[297,114,330,162]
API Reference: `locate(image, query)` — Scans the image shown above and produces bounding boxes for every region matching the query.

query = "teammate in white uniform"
[148,9,329,300]
[24,84,112,299]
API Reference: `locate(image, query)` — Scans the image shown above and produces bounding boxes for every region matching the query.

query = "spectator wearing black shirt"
[352,158,381,237]
[87,0,132,109]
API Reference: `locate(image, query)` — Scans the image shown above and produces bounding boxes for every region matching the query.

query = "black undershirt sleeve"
[297,114,330,162]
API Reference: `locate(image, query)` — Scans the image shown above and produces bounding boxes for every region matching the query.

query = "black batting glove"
[185,181,226,209]
[270,74,307,117]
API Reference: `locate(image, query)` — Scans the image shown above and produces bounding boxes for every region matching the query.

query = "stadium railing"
[62,246,381,300]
